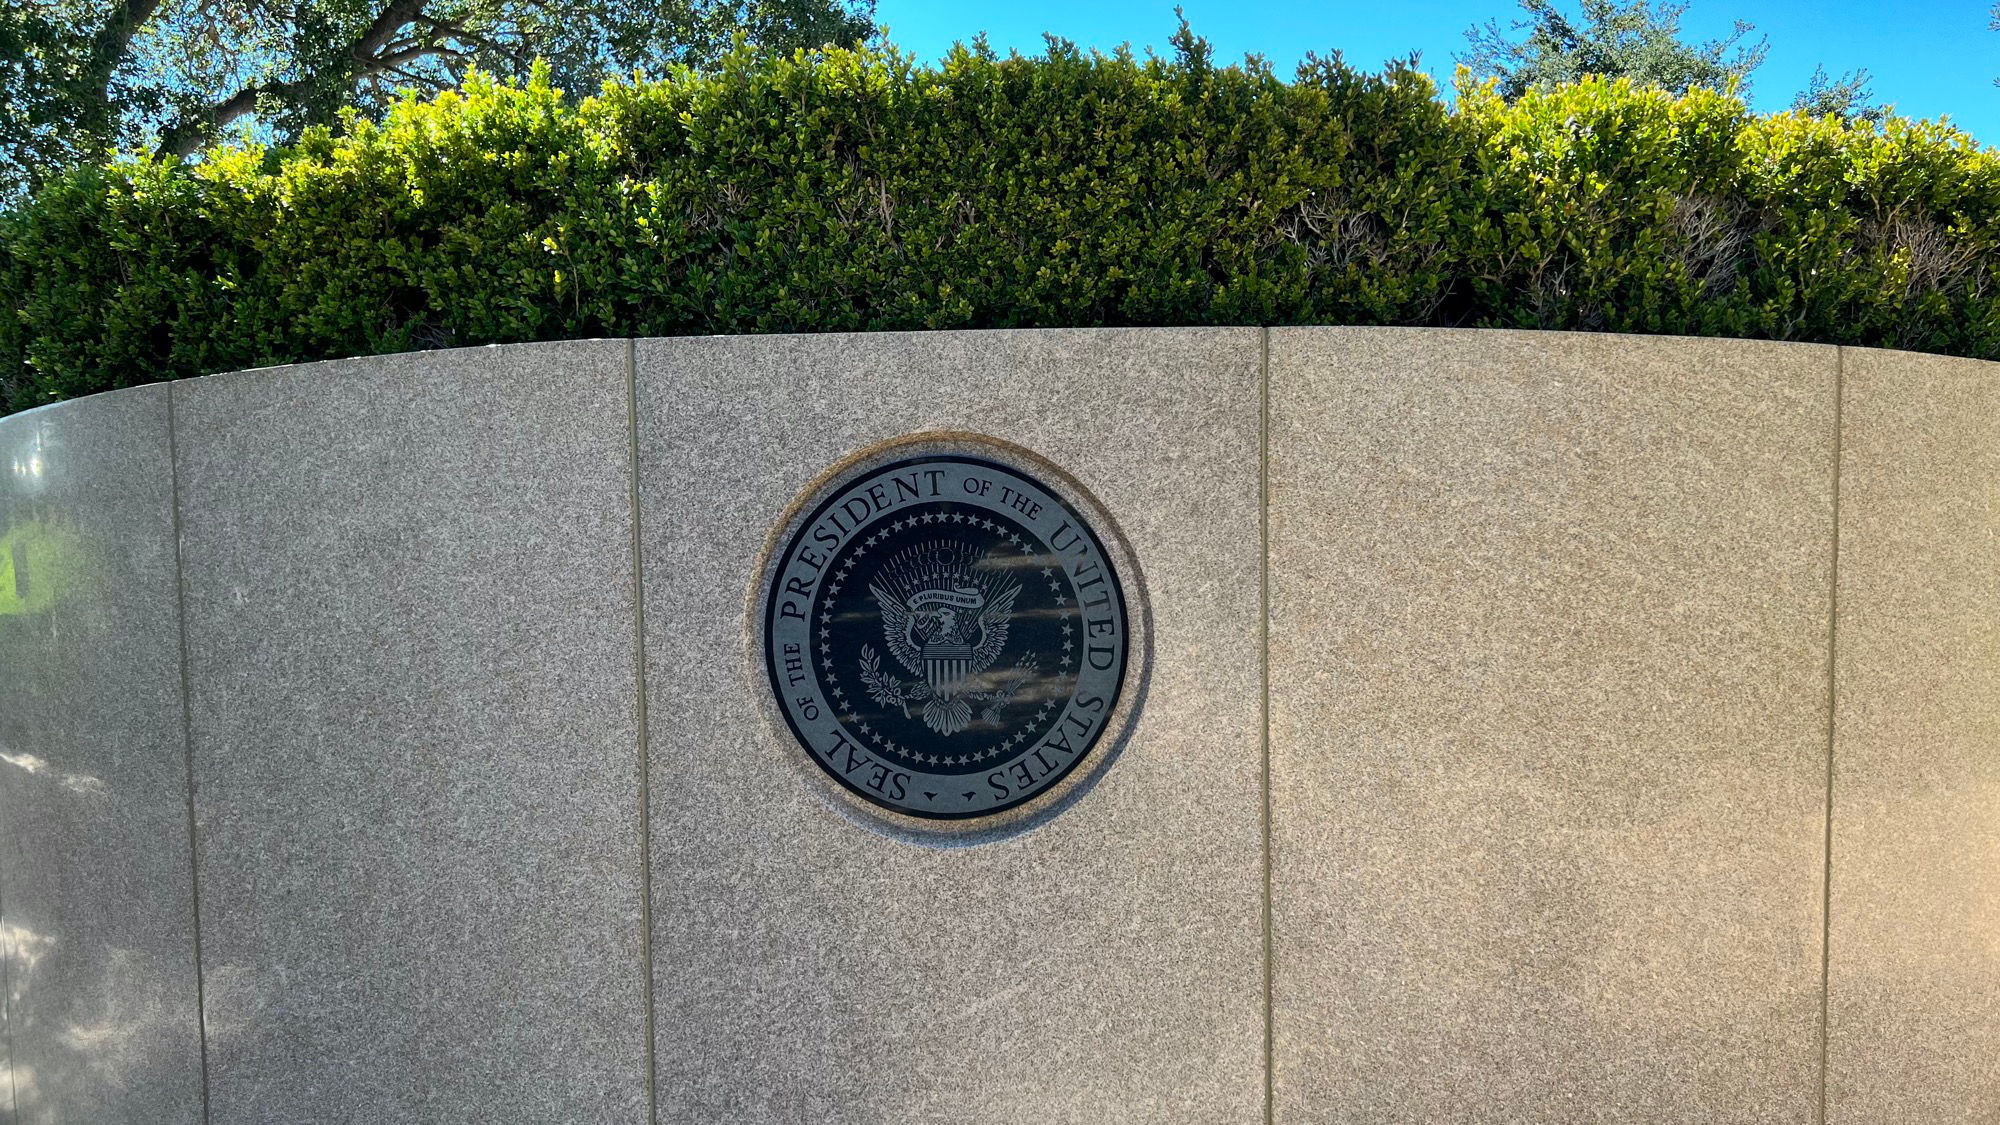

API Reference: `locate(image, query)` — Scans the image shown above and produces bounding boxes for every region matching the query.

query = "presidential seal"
[763,452,1131,820]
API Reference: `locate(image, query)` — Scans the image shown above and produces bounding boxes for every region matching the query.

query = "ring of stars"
[811,502,1081,773]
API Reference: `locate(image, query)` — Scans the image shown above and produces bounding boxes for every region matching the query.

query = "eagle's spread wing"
[969,581,1017,672]
[871,583,923,674]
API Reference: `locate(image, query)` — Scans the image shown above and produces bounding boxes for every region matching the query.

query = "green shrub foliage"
[6,37,2000,411]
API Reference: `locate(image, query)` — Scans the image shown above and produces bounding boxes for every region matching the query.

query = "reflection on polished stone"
[0,385,204,1124]
[4,329,1998,1123]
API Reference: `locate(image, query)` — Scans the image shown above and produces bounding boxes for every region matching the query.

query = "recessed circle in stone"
[763,453,1130,820]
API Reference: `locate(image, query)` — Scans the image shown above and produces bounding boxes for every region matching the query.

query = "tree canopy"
[1791,65,1884,124]
[0,0,874,200]
[1458,0,1768,98]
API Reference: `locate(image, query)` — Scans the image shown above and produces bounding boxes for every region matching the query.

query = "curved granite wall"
[0,328,1992,1124]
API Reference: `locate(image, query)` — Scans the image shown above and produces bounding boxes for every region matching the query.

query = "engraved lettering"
[766,454,1130,820]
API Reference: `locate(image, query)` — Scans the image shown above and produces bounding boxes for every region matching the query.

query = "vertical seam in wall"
[1259,326,1275,1125]
[1817,347,1844,1125]
[627,339,660,1125]
[167,384,214,1125]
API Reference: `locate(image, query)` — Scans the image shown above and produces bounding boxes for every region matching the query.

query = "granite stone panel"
[0,980,10,1125]
[636,329,1265,1124]
[1827,347,2000,1123]
[0,386,205,1124]
[173,344,648,1124]
[1267,328,1834,1123]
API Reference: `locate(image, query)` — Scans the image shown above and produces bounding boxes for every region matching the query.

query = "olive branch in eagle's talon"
[859,644,927,716]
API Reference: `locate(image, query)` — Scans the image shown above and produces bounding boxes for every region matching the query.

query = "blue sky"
[873,0,2000,144]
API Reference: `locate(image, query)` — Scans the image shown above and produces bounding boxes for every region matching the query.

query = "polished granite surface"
[1,330,1995,1122]
[1827,347,2000,1124]
[0,386,204,1125]
[1268,328,1835,1123]
[172,344,649,1124]
[636,329,1267,1124]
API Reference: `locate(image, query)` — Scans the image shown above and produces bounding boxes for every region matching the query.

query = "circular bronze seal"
[763,452,1131,820]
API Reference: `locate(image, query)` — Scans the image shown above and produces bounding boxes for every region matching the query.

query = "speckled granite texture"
[1267,328,1837,1124]
[171,343,649,1125]
[1827,347,2000,1125]
[635,329,1267,1124]
[0,385,204,1125]
[2,329,1998,1123]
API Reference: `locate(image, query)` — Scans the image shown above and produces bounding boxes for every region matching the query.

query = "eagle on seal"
[862,540,1022,735]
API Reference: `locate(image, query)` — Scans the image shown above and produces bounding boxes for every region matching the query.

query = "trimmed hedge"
[5,36,2000,412]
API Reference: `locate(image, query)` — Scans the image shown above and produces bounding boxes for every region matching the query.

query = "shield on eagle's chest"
[866,540,1021,737]
[923,643,974,699]
[908,586,985,700]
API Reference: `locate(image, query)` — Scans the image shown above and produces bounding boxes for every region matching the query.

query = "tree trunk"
[153,0,429,158]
